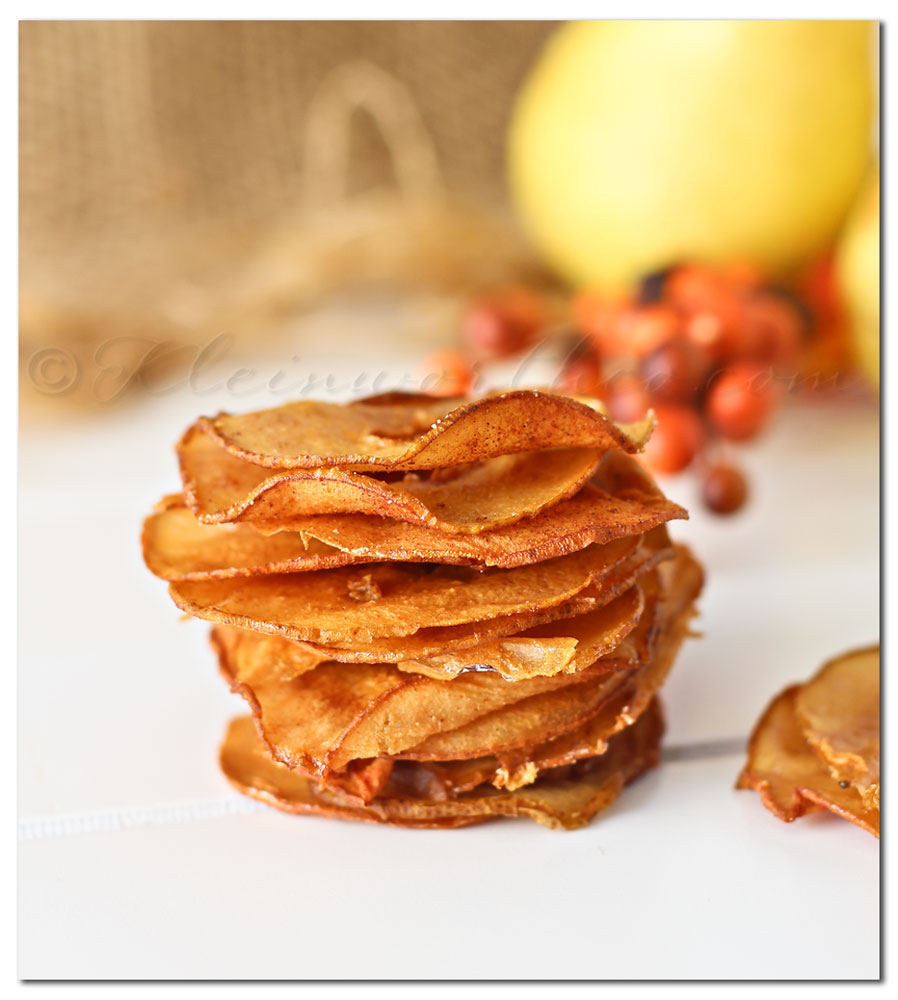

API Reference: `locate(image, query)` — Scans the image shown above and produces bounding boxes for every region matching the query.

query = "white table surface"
[18,338,880,980]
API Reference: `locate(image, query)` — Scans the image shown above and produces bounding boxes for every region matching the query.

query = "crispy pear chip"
[389,696,670,798]
[397,549,700,763]
[215,544,701,782]
[142,504,356,581]
[736,687,879,838]
[179,426,602,534]
[143,452,686,581]
[254,449,685,563]
[396,579,650,681]
[197,389,655,472]
[220,717,478,829]
[793,646,880,812]
[219,697,664,830]
[214,624,622,777]
[204,527,672,665]
[169,535,640,646]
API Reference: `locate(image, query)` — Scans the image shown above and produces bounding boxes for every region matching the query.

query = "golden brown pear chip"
[169,535,641,645]
[394,582,647,681]
[387,695,670,799]
[219,697,664,830]
[396,552,699,764]
[793,646,880,812]
[178,426,602,533]
[154,452,684,581]
[198,389,655,472]
[143,451,686,581]
[214,624,623,777]
[142,504,357,581]
[214,544,701,782]
[203,528,672,667]
[736,686,879,837]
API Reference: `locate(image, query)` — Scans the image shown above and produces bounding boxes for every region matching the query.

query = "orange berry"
[740,293,804,366]
[685,310,729,361]
[640,338,709,404]
[718,260,764,290]
[419,351,473,397]
[605,372,652,423]
[643,404,704,475]
[560,346,604,397]
[617,304,681,357]
[572,291,625,354]
[702,463,749,515]
[799,252,841,321]
[666,266,732,313]
[462,287,544,360]
[706,362,778,441]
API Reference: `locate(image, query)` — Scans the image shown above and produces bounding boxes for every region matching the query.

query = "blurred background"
[19,19,879,512]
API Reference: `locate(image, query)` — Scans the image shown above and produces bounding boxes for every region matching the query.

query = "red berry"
[639,338,709,404]
[685,309,732,362]
[643,404,704,475]
[702,463,749,515]
[618,304,681,357]
[462,288,544,360]
[420,351,473,397]
[605,372,652,423]
[666,266,735,314]
[572,291,623,352]
[706,363,778,441]
[561,347,603,397]
[740,294,803,365]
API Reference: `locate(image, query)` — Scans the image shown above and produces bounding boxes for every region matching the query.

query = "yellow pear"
[836,167,880,389]
[509,21,876,293]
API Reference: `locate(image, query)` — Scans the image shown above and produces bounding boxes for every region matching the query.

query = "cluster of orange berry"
[421,264,827,516]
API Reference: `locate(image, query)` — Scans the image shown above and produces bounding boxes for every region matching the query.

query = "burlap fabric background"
[20,20,557,407]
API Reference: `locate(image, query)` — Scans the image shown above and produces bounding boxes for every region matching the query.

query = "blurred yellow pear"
[509,21,876,293]
[837,167,880,389]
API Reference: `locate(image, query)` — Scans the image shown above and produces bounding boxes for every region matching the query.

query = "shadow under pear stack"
[143,391,703,829]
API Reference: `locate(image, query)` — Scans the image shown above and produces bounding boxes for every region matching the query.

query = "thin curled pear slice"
[394,581,648,681]
[736,686,879,838]
[179,428,602,533]
[150,451,685,579]
[219,697,664,830]
[396,549,700,764]
[142,500,354,581]
[387,695,669,799]
[198,389,655,472]
[214,545,701,779]
[284,529,672,662]
[143,450,686,580]
[214,626,617,778]
[793,646,879,812]
[169,534,640,646]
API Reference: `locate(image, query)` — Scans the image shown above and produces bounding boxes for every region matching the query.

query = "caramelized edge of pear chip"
[199,389,655,472]
[395,552,698,764]
[144,451,686,581]
[168,534,642,646]
[194,529,670,660]
[394,581,648,681]
[179,426,603,534]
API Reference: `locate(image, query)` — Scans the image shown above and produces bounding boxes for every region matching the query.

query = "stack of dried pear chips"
[738,646,879,838]
[143,390,703,830]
